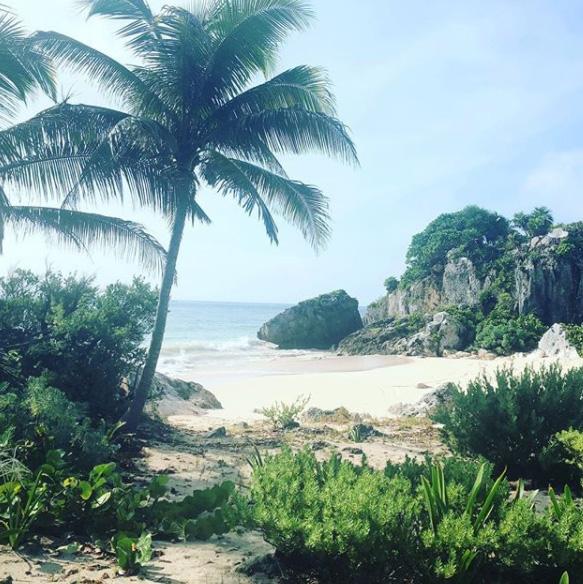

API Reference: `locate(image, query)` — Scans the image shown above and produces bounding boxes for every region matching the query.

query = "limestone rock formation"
[148,372,222,418]
[537,324,580,359]
[365,227,583,328]
[257,290,363,350]
[338,311,473,357]
[388,383,454,417]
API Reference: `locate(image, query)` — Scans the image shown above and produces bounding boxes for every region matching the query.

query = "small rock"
[303,406,353,423]
[343,446,364,455]
[206,426,227,439]
[349,423,380,441]
[477,348,497,360]
[388,383,454,417]
[310,441,330,451]
[416,382,431,389]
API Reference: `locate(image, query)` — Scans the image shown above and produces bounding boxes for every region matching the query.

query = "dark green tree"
[512,207,554,238]
[403,206,509,285]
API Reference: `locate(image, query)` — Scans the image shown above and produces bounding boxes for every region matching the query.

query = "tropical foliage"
[402,206,510,286]
[0,6,166,272]
[247,448,583,583]
[432,366,583,483]
[0,270,157,421]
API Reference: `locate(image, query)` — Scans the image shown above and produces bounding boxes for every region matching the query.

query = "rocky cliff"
[258,290,363,350]
[367,228,583,327]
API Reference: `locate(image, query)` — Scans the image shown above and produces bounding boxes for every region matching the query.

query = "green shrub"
[565,325,583,357]
[249,448,420,580]
[260,395,310,430]
[475,313,545,355]
[540,430,583,491]
[0,270,157,420]
[248,449,583,583]
[0,449,240,553]
[433,366,583,481]
[0,377,116,470]
[402,206,510,286]
[384,276,399,293]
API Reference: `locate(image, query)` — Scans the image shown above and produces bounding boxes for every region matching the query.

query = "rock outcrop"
[338,311,473,357]
[257,290,363,350]
[515,230,583,325]
[388,384,454,417]
[367,256,483,323]
[366,228,583,327]
[537,324,580,359]
[148,372,222,418]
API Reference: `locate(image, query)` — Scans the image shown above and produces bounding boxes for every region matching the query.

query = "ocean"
[159,300,314,379]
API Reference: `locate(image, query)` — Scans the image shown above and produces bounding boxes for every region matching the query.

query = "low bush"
[540,429,583,491]
[475,312,546,355]
[260,395,310,430]
[248,448,583,583]
[0,376,116,471]
[565,324,583,357]
[432,366,583,481]
[0,270,157,421]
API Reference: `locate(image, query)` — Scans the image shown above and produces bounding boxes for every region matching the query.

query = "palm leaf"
[32,31,169,118]
[206,107,358,165]
[203,0,314,104]
[202,151,330,249]
[79,0,160,53]
[0,9,56,126]
[2,205,166,274]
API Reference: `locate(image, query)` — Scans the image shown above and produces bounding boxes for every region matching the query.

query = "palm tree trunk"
[123,198,188,430]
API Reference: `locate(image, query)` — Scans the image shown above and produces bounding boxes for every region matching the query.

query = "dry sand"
[177,351,583,426]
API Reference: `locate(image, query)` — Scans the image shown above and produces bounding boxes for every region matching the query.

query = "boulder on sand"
[537,324,580,359]
[148,372,222,418]
[257,290,363,350]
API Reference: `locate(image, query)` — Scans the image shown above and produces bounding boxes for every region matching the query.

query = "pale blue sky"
[2,0,583,304]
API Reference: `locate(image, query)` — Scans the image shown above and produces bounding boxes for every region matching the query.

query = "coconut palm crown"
[23,0,358,428]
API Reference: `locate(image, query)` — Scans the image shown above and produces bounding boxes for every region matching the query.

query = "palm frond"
[79,0,160,54]
[207,107,358,165]
[32,31,169,118]
[202,151,331,249]
[203,0,314,104]
[201,151,279,242]
[0,9,56,126]
[2,205,166,274]
[208,65,337,121]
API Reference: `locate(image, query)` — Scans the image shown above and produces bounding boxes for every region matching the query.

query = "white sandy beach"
[171,352,583,426]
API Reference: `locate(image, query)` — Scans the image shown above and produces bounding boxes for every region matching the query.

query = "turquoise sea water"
[159,300,293,377]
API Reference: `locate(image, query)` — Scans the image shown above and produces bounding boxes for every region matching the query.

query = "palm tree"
[0,5,166,274]
[25,0,358,429]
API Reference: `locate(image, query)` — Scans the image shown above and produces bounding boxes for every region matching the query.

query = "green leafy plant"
[114,531,152,575]
[260,395,310,430]
[0,270,157,421]
[0,466,49,549]
[475,312,546,355]
[540,429,583,491]
[433,366,583,481]
[248,448,583,583]
[402,206,510,286]
[384,276,399,293]
[565,325,583,357]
